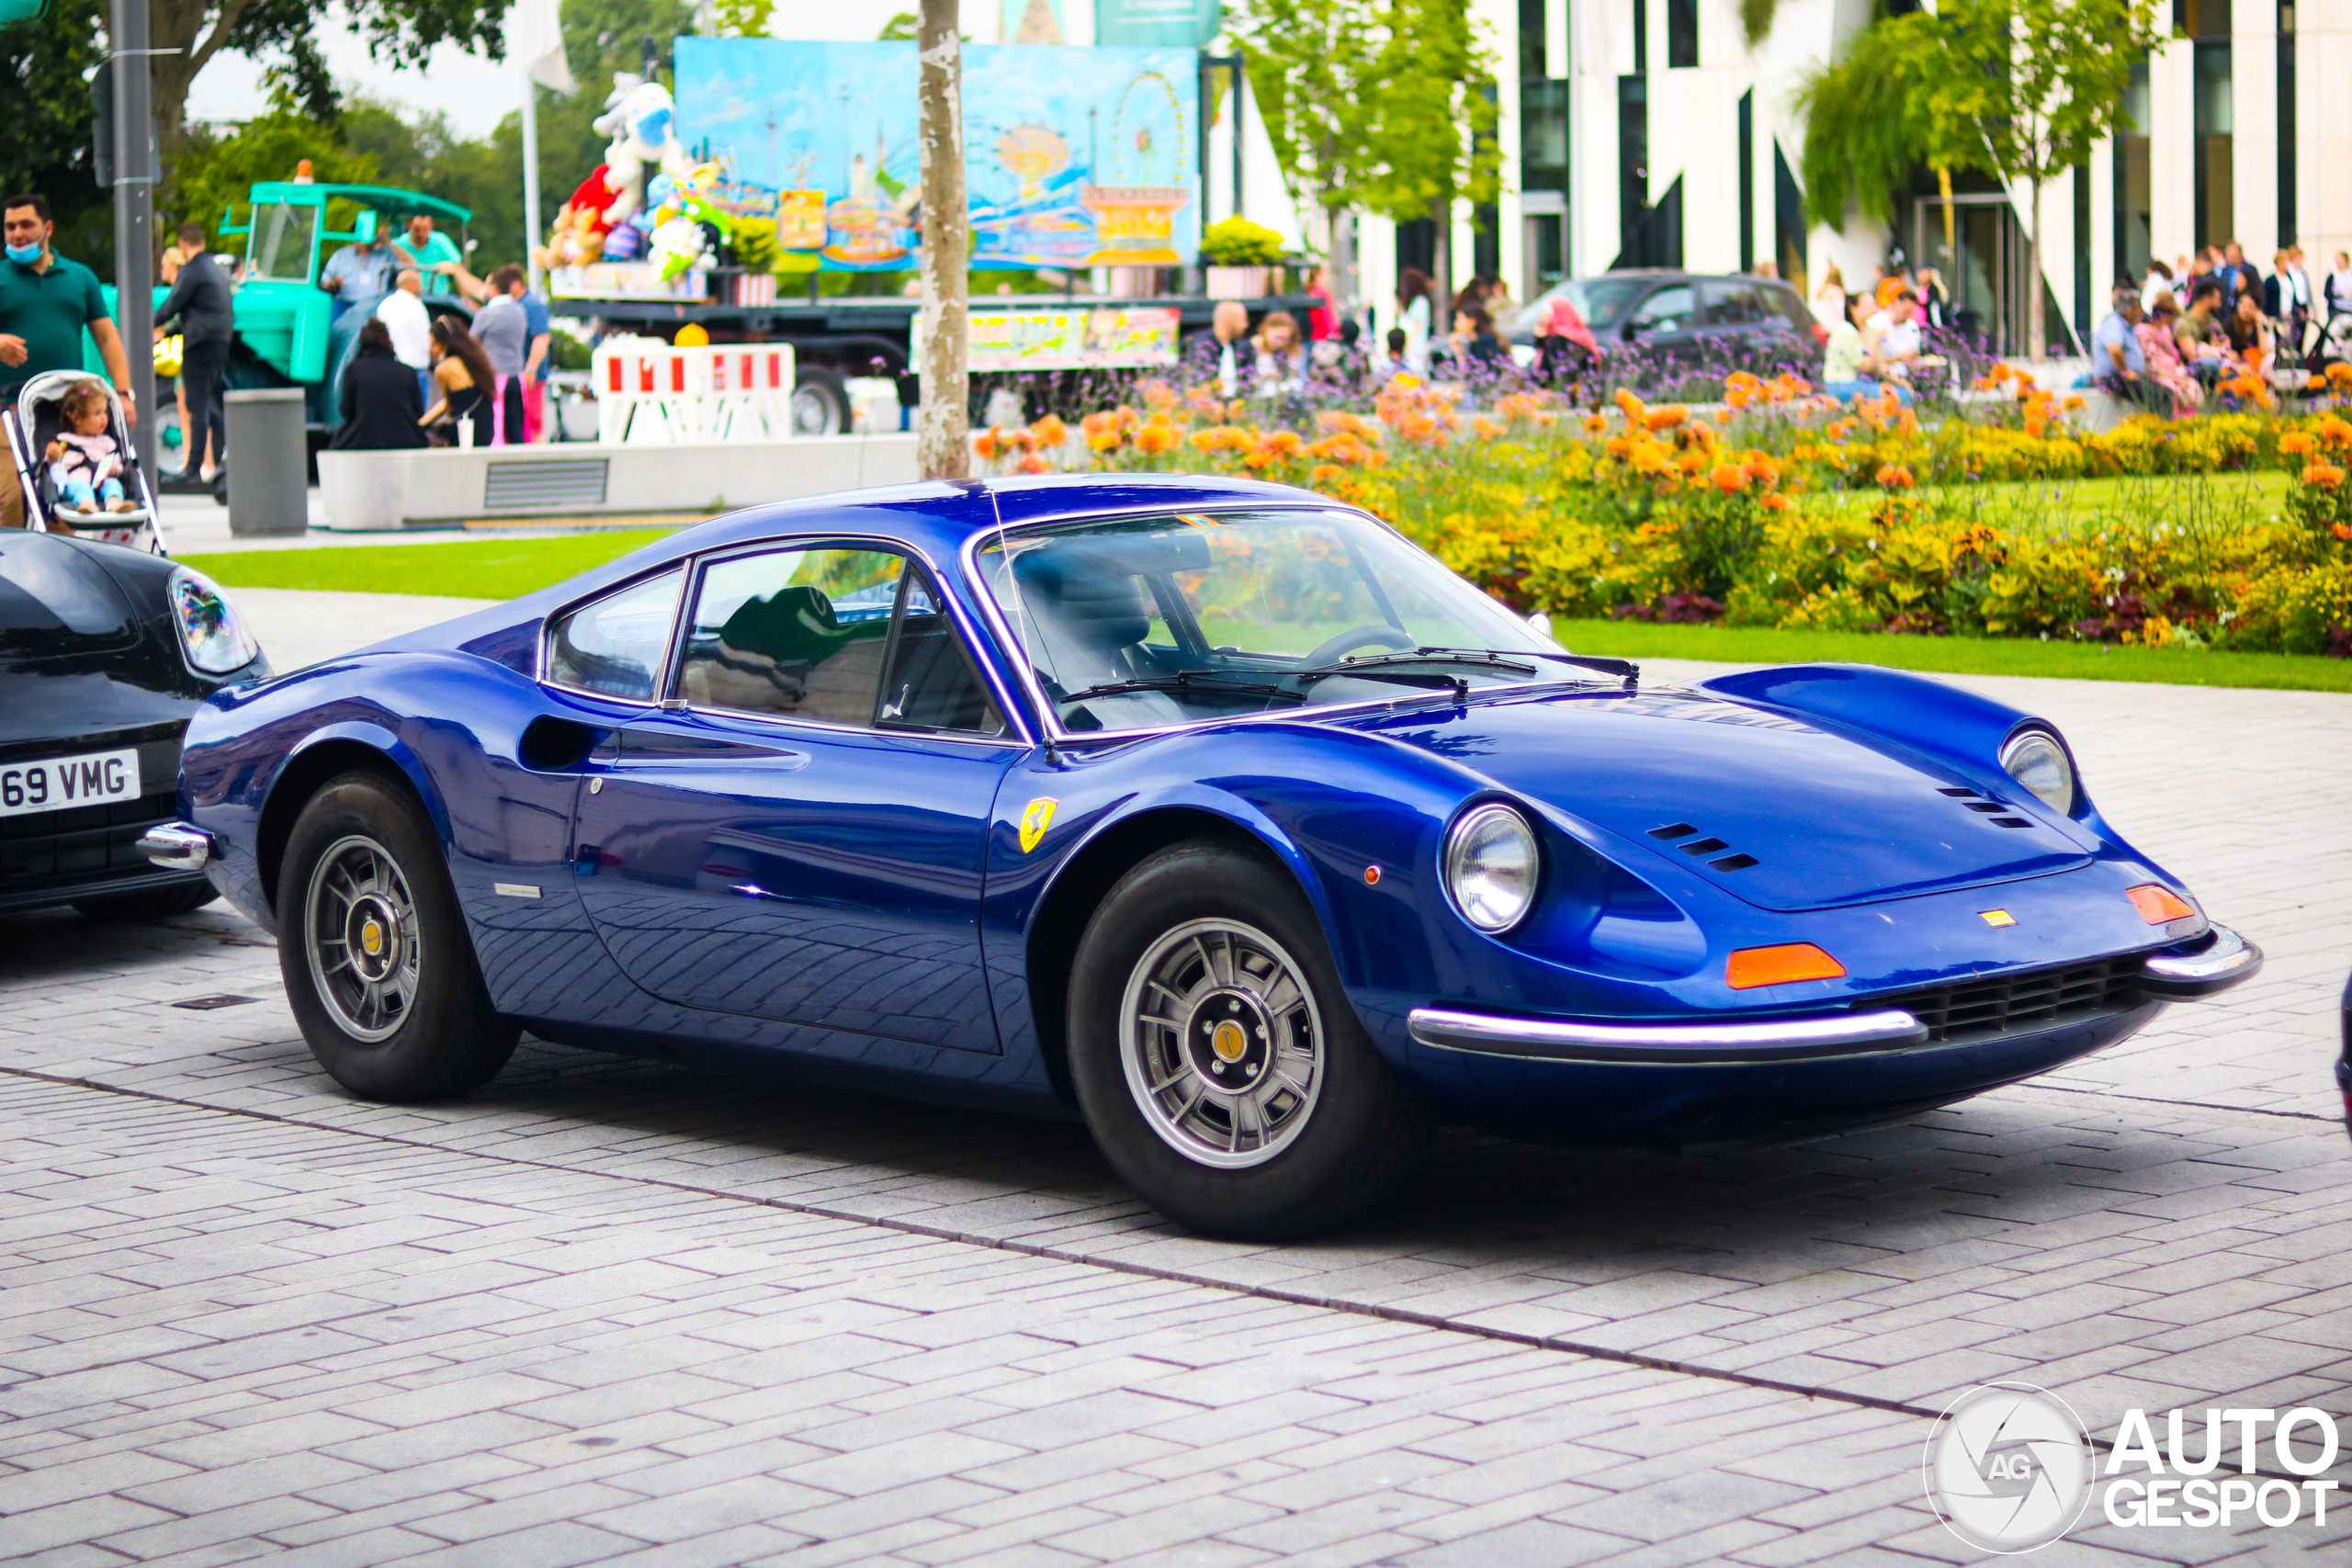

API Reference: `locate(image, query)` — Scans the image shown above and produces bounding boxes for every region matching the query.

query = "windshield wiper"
[1294,649,1541,680]
[1057,671,1305,706]
[1405,645,1641,687]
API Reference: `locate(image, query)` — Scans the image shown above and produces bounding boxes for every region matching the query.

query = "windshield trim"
[958,499,1581,745]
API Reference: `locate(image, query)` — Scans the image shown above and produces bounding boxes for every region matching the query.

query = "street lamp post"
[110,0,158,476]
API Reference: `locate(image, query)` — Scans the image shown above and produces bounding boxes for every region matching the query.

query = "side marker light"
[1726,942,1847,990]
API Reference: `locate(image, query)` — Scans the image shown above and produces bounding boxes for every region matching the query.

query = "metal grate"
[1646,821,1759,874]
[483,458,609,511]
[1882,957,2144,1043]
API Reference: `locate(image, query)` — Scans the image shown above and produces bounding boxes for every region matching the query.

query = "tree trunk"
[916,0,969,480]
[2025,175,2044,361]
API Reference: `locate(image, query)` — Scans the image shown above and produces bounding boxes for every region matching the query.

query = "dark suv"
[1507,271,1823,378]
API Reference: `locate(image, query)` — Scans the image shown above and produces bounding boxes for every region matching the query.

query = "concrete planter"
[316,434,921,531]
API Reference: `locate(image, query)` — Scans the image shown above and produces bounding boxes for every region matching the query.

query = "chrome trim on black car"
[137,822,214,872]
[2137,923,2262,998]
[1407,1005,1930,1065]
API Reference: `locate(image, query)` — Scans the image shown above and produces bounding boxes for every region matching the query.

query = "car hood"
[1347,685,2093,912]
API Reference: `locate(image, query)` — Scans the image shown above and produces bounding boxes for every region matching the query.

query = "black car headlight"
[1999,728,2076,813]
[169,567,260,674]
[1445,804,1541,933]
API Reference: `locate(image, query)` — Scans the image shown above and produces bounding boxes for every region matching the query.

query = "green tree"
[149,0,508,149]
[1795,0,2165,357]
[1230,0,1498,305]
[0,0,110,267]
[162,107,384,254]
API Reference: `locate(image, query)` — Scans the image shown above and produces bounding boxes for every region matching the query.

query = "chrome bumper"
[2138,923,2261,998]
[1408,1006,1929,1066]
[136,822,214,873]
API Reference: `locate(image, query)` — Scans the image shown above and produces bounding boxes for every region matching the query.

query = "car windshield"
[246,202,318,282]
[1511,276,1650,336]
[978,509,1577,733]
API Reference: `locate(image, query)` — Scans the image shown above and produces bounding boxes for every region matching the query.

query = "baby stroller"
[2,370,166,553]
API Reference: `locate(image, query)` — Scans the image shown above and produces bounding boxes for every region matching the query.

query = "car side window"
[1765,285,1814,333]
[1702,281,1767,325]
[679,547,902,725]
[878,573,1007,738]
[1628,285,1696,335]
[545,568,684,700]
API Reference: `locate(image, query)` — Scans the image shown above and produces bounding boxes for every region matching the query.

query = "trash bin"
[223,388,309,537]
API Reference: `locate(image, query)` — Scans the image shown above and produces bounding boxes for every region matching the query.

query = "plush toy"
[643,164,737,282]
[536,165,620,273]
[593,74,692,231]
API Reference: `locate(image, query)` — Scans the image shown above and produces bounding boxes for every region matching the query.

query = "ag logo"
[1924,1382,2094,1554]
[1017,797,1058,854]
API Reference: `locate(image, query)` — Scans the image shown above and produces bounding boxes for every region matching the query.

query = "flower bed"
[975,368,2352,658]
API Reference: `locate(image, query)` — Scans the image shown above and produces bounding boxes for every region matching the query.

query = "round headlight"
[1999,728,2075,813]
[1444,804,1540,933]
[169,567,260,675]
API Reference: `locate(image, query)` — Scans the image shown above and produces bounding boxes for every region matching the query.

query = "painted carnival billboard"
[673,38,1199,273]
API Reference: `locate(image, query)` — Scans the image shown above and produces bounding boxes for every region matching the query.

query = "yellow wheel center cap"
[1210,1020,1248,1063]
[360,920,384,956]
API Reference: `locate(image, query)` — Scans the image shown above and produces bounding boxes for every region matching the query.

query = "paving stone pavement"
[2,660,2348,1565]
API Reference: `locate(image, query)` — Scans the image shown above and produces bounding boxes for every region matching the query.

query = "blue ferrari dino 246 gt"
[148,475,2260,1237]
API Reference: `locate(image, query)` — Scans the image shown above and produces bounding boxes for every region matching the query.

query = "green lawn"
[182,531,679,601]
[1555,618,2352,693]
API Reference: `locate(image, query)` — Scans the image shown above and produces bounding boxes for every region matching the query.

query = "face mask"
[5,243,41,265]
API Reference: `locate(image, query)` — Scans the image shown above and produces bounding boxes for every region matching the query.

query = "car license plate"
[0,748,141,818]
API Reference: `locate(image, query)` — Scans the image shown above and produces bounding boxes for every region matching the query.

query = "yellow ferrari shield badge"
[1018,798,1059,854]
[1980,909,2017,928]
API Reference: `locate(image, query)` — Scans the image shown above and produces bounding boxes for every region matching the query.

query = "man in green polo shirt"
[1,193,137,528]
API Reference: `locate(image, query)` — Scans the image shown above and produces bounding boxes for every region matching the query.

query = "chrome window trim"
[956,499,1582,745]
[537,529,1036,745]
[1407,1005,1931,1065]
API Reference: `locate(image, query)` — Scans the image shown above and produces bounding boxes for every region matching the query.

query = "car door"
[1621,281,1701,365]
[565,540,1020,1053]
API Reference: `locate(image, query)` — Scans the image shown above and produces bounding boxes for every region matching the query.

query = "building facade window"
[1737,90,1755,271]
[2113,57,2152,285]
[1633,0,1648,73]
[2277,0,2295,243]
[2183,0,2233,249]
[1667,0,1698,67]
[1618,73,1649,256]
[1520,0,1546,76]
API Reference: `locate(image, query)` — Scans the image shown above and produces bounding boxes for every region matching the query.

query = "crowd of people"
[1176,266,1540,405]
[2091,243,2349,416]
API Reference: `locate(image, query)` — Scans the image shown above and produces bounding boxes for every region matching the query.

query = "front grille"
[1883,956,2145,1043]
[0,788,178,886]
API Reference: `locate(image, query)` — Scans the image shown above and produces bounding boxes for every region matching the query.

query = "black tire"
[276,771,517,1101]
[791,367,852,436]
[72,881,220,920]
[1068,841,1430,1240]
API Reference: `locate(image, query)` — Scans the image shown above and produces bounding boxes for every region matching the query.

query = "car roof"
[246,183,474,225]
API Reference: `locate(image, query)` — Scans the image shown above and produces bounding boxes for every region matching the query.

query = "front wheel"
[1068,841,1429,1239]
[277,772,517,1101]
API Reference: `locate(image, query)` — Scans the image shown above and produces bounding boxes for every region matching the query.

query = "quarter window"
[1628,285,1695,336]
[544,568,684,700]
[879,575,1006,737]
[678,547,903,724]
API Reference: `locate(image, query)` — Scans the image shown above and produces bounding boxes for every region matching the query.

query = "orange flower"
[1761,492,1792,513]
[974,430,999,460]
[2062,394,2085,411]
[1135,423,1177,456]
[2309,375,2329,391]
[1243,448,1278,469]
[2302,462,2346,490]
[1013,454,1050,475]
[1190,428,1223,453]
[1708,464,1746,493]
[1473,415,1506,440]
[1873,463,1915,490]
[1086,429,1123,453]
[2280,433,2316,455]
[1309,463,1345,489]
[1029,414,1069,448]
[1262,430,1304,457]
[1583,413,1609,435]
[1645,404,1689,432]
[2334,523,2352,541]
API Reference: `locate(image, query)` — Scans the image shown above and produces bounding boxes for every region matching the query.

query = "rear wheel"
[1068,841,1429,1239]
[72,882,219,919]
[791,367,851,435]
[277,772,517,1101]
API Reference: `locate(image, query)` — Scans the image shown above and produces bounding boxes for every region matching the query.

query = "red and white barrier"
[592,339,797,445]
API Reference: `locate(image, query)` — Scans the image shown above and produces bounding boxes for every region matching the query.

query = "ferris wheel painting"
[676,39,1199,273]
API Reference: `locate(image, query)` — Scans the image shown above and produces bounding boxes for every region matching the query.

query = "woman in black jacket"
[329,320,426,450]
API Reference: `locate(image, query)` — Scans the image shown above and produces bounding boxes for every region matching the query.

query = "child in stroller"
[44,378,136,515]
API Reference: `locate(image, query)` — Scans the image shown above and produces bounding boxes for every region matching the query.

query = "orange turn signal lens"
[2126,884,2196,924]
[1726,942,1848,990]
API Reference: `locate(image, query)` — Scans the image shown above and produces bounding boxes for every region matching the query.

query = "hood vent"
[1936,784,2033,829]
[1646,821,1759,873]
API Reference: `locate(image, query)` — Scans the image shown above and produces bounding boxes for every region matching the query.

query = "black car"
[2,529,267,919]
[1508,271,1823,381]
